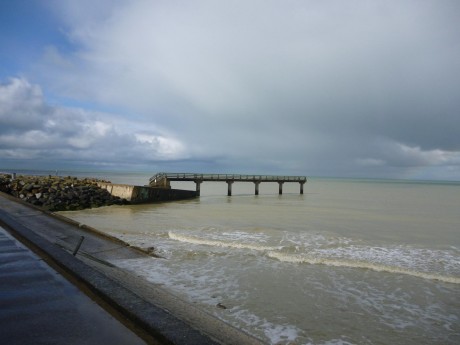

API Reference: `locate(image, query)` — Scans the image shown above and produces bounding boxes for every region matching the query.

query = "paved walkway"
[0,226,147,345]
[0,192,262,345]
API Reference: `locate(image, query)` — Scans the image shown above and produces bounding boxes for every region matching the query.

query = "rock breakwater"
[0,174,129,211]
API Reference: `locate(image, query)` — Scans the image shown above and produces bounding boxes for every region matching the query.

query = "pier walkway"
[149,173,307,196]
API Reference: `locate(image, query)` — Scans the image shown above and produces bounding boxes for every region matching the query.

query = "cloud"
[381,142,460,167]
[356,158,386,167]
[3,1,460,179]
[0,77,187,166]
[0,78,47,131]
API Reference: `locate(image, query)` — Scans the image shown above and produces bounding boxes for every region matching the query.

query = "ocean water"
[56,175,459,344]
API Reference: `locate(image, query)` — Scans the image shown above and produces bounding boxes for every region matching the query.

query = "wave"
[168,231,460,284]
[267,251,460,284]
[168,231,279,251]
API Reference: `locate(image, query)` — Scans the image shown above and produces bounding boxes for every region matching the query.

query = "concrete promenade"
[0,226,147,345]
[0,192,263,345]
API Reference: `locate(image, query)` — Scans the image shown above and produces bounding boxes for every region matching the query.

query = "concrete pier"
[254,181,261,195]
[97,182,197,203]
[300,181,306,194]
[227,181,234,196]
[150,173,307,196]
[195,180,203,196]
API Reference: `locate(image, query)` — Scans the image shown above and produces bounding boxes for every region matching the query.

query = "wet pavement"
[0,226,147,345]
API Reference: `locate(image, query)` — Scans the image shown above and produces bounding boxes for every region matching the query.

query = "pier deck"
[149,173,307,196]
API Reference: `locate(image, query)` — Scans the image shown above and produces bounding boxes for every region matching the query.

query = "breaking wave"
[267,251,460,284]
[168,231,460,284]
[168,231,279,251]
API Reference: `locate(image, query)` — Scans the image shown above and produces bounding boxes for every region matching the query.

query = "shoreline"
[0,191,264,345]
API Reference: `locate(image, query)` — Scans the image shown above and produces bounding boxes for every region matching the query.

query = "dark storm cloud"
[2,1,460,179]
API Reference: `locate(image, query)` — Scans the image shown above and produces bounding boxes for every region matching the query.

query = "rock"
[216,303,227,309]
[0,173,130,211]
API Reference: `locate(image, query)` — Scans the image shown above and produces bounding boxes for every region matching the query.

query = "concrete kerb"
[0,198,219,345]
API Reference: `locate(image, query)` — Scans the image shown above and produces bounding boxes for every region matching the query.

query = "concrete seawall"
[0,192,263,345]
[97,182,197,203]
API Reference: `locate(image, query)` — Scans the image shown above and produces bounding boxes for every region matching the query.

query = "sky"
[1,0,459,180]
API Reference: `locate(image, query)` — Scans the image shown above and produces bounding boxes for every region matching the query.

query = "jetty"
[149,173,307,196]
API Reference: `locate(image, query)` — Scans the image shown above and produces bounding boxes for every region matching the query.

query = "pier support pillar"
[278,182,284,195]
[299,181,305,195]
[195,180,203,196]
[226,181,234,196]
[254,181,261,195]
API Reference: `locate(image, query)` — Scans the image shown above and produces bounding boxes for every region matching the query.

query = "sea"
[7,170,460,344]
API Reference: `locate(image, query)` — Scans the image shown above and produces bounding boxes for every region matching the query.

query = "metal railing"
[150,172,307,185]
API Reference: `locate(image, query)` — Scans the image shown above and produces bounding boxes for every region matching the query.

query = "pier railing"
[149,172,307,196]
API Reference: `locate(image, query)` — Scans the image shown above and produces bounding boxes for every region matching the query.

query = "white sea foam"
[168,228,460,284]
[321,339,355,345]
[266,251,460,284]
[231,308,302,345]
[168,231,279,251]
[221,230,271,242]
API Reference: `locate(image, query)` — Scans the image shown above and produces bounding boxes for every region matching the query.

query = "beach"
[1,169,459,344]
[56,173,460,345]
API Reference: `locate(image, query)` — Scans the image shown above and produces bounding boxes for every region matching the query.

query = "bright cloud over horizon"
[1,0,460,180]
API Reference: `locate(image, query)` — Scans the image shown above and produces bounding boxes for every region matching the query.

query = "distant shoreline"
[1,168,459,185]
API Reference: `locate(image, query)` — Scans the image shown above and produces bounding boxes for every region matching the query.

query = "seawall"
[97,182,197,203]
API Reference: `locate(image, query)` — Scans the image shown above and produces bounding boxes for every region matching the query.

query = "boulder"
[0,173,130,211]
